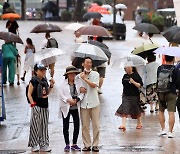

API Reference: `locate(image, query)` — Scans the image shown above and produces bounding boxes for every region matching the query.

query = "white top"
[59,77,84,118]
[79,71,100,109]
[25,48,34,61]
[42,39,48,49]
[75,37,84,43]
[145,62,160,86]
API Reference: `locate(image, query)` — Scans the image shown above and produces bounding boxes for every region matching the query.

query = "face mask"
[84,68,92,73]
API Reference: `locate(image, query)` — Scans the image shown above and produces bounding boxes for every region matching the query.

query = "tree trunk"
[20,0,26,20]
[74,0,84,21]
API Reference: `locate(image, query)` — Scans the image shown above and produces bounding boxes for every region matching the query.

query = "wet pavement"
[0,20,179,154]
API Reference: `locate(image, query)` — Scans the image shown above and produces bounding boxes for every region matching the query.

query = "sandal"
[136,125,143,129]
[118,126,126,131]
[82,147,91,152]
[92,146,99,152]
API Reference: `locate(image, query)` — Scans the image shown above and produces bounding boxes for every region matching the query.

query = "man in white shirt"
[79,57,100,152]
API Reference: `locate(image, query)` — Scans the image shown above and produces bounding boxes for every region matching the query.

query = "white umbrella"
[112,54,146,68]
[24,48,66,72]
[65,23,86,31]
[154,47,180,57]
[102,4,112,9]
[115,4,127,9]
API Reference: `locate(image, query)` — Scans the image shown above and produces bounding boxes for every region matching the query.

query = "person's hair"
[26,38,33,46]
[132,67,137,73]
[147,53,156,63]
[46,32,50,38]
[138,12,142,15]
[165,55,174,62]
[83,57,93,63]
[148,33,154,38]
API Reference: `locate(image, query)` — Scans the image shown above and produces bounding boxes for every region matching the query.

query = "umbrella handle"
[149,38,153,44]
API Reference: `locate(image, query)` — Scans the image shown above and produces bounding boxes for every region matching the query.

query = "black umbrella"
[42,1,58,12]
[172,31,180,44]
[137,7,149,13]
[162,25,180,42]
[133,23,160,34]
[83,12,102,20]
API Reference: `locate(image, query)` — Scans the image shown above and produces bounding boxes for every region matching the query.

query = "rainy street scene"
[1,0,180,154]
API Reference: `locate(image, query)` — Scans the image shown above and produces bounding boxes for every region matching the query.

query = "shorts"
[49,63,55,70]
[158,93,177,112]
[97,67,106,78]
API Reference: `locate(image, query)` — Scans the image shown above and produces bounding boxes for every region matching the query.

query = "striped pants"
[28,106,49,148]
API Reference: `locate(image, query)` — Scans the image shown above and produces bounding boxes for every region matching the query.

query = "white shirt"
[59,78,84,118]
[79,71,100,109]
[145,62,160,86]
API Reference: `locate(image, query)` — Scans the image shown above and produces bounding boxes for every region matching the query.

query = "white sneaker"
[159,130,167,136]
[98,88,103,94]
[40,146,52,152]
[168,132,174,138]
[31,145,39,152]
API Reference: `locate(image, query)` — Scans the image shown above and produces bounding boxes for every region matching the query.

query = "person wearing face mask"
[79,57,100,152]
[28,63,55,152]
[115,61,143,131]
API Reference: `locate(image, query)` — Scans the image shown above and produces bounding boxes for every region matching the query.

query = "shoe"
[40,146,52,152]
[136,125,143,129]
[71,145,81,151]
[64,145,70,152]
[142,106,147,110]
[98,88,103,94]
[92,146,99,152]
[159,130,167,136]
[150,110,154,113]
[118,126,126,131]
[168,132,174,138]
[21,77,25,81]
[17,81,20,85]
[9,83,14,86]
[31,145,39,152]
[3,82,6,85]
[155,108,159,112]
[82,147,91,152]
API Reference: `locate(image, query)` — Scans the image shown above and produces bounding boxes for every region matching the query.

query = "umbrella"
[68,43,108,68]
[86,40,111,58]
[137,7,149,13]
[88,6,109,14]
[132,43,160,59]
[162,26,180,43]
[115,4,127,9]
[24,48,65,71]
[154,47,180,57]
[102,4,112,9]
[1,13,21,19]
[0,32,23,44]
[65,23,85,31]
[0,4,3,9]
[133,23,160,34]
[76,25,112,37]
[83,12,102,20]
[172,31,180,44]
[112,54,146,68]
[31,23,62,33]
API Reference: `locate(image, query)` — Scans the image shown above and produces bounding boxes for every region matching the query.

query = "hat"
[64,66,79,76]
[124,61,135,68]
[34,63,47,71]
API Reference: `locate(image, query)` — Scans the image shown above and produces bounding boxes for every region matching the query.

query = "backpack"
[157,66,174,93]
[47,38,58,48]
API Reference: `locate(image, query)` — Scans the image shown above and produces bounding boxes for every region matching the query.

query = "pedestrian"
[16,54,21,86]
[2,41,18,86]
[145,54,159,113]
[6,18,19,35]
[157,55,177,138]
[60,66,85,152]
[115,61,143,131]
[118,9,125,22]
[28,63,55,152]
[42,32,58,78]
[175,61,180,120]
[135,12,143,37]
[74,31,84,43]
[21,38,35,81]
[79,57,100,152]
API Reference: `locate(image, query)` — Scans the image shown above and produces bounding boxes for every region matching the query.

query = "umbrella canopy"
[24,48,65,71]
[65,23,85,31]
[88,6,109,14]
[132,43,160,59]
[76,25,112,37]
[133,23,160,34]
[1,13,21,19]
[102,4,112,9]
[162,26,180,43]
[137,7,149,13]
[0,32,23,44]
[154,47,180,57]
[115,4,127,9]
[31,23,62,33]
[172,31,180,44]
[83,12,102,20]
[112,54,146,68]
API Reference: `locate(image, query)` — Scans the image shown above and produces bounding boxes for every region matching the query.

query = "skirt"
[115,95,143,119]
[146,83,158,104]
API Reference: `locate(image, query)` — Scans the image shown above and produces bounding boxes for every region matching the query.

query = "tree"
[74,0,84,21]
[20,0,26,20]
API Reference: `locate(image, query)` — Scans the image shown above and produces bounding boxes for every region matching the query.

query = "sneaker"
[159,130,167,136]
[9,83,14,86]
[31,145,39,152]
[40,146,52,152]
[71,145,81,151]
[168,132,174,138]
[17,81,20,86]
[64,145,70,152]
[98,88,103,94]
[21,77,25,81]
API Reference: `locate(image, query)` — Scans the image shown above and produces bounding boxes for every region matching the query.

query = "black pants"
[62,109,80,145]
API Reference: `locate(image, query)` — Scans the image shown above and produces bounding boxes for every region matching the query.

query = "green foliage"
[152,15,165,26]
[61,10,72,21]
[142,13,151,23]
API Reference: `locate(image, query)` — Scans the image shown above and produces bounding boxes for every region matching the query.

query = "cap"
[34,63,47,71]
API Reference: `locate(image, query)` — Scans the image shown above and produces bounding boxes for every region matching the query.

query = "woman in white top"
[145,54,160,113]
[60,66,85,152]
[21,38,35,81]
